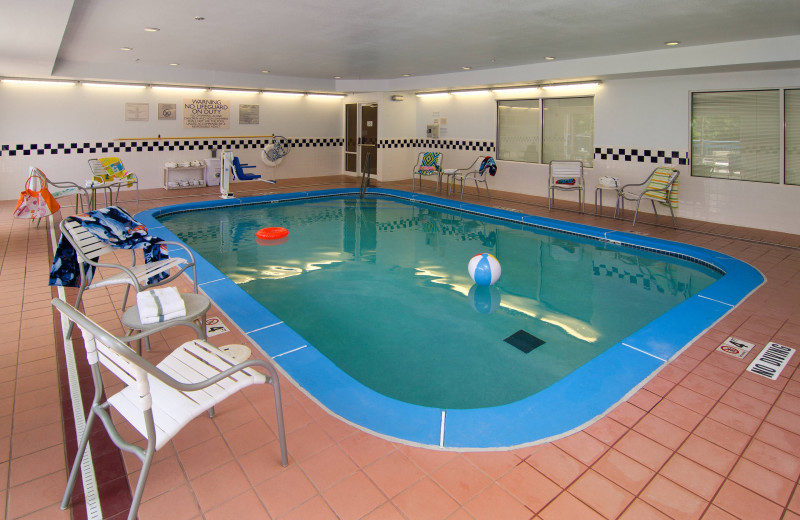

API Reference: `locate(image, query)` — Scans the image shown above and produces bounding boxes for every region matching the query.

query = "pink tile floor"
[1,176,799,519]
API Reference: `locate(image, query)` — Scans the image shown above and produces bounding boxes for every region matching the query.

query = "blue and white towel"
[49,206,169,287]
[479,156,497,176]
[137,286,186,324]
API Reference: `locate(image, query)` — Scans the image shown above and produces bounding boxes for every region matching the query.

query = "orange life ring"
[256,227,289,240]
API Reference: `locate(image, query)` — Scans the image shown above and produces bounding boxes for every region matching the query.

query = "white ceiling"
[2,0,800,92]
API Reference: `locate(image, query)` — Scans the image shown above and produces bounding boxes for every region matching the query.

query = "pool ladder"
[360,152,371,199]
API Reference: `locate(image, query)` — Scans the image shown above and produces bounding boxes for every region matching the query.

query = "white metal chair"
[548,160,585,212]
[28,167,90,212]
[412,151,444,192]
[57,213,209,347]
[53,297,288,520]
[88,157,139,207]
[614,167,680,227]
[451,156,492,200]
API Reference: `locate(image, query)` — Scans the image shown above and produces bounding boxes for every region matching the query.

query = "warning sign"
[716,337,756,359]
[206,316,230,337]
[746,342,795,380]
[183,98,230,129]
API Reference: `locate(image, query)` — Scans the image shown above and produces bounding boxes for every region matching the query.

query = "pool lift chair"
[53,297,288,520]
[231,156,262,180]
[614,166,680,227]
[548,160,585,212]
[58,215,210,349]
[412,151,444,192]
[450,156,493,200]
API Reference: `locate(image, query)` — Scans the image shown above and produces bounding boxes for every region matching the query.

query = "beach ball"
[469,284,501,314]
[468,253,501,286]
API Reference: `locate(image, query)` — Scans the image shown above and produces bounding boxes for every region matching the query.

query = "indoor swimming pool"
[138,189,764,448]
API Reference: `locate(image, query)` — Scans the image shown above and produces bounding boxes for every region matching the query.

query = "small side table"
[122,292,211,353]
[595,185,620,215]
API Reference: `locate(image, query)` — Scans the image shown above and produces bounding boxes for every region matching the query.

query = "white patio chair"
[451,156,493,200]
[88,157,139,207]
[53,297,288,520]
[548,160,585,212]
[614,166,680,227]
[411,151,444,192]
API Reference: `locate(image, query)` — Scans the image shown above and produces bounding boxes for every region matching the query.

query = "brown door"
[360,104,378,176]
[345,103,357,172]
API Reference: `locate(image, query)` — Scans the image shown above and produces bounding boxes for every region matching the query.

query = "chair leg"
[127,444,156,520]
[484,181,490,198]
[548,188,553,210]
[632,198,644,226]
[60,408,99,511]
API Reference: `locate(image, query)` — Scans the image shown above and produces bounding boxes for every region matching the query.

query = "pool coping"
[136,188,765,449]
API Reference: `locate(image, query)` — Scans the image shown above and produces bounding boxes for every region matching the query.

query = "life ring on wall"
[261,144,284,167]
[256,227,289,240]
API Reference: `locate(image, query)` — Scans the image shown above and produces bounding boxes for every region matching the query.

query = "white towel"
[137,286,187,324]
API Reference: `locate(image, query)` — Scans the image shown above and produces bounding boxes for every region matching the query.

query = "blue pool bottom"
[137,188,764,449]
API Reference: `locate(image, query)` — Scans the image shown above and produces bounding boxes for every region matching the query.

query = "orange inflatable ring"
[256,227,289,240]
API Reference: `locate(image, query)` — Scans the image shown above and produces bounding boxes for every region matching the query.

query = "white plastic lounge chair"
[548,160,585,212]
[53,297,288,520]
[88,157,139,207]
[614,166,680,227]
[412,151,444,192]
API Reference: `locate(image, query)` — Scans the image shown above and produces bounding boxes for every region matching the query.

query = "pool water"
[158,197,720,410]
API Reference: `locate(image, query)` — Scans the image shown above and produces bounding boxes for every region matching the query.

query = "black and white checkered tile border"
[380,139,495,152]
[0,137,343,157]
[594,147,688,165]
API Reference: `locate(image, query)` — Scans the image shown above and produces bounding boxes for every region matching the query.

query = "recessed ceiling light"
[401,74,412,77]
[194,16,205,21]
[144,27,160,32]
[169,63,180,66]
[120,47,133,51]
[333,76,342,79]
[544,56,556,61]
[461,66,472,70]
[665,41,680,46]
[261,70,270,74]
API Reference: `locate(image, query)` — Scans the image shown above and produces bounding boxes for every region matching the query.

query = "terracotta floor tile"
[640,475,708,520]
[339,431,395,468]
[430,455,492,504]
[221,417,275,457]
[553,431,608,466]
[731,377,782,404]
[679,373,728,400]
[538,492,605,520]
[8,444,64,487]
[633,413,690,450]
[614,431,672,471]
[300,443,359,492]
[659,454,724,500]
[136,484,201,520]
[755,422,800,454]
[397,444,458,474]
[568,469,634,519]
[618,498,674,519]
[189,460,251,512]
[728,458,795,505]
[177,435,234,480]
[694,418,752,454]
[583,417,629,446]
[644,375,677,397]
[719,389,772,419]
[650,398,704,432]
[322,471,388,520]
[526,444,587,488]
[700,504,741,520]
[707,402,763,435]
[607,401,646,428]
[464,483,533,520]
[393,478,459,520]
[10,421,63,459]
[280,495,339,520]
[169,414,222,452]
[282,420,335,462]
[126,454,186,503]
[498,462,561,513]
[6,470,68,519]
[742,439,800,481]
[255,464,317,518]
[204,490,270,520]
[713,480,785,520]
[765,405,800,433]
[237,440,287,485]
[666,385,716,415]
[627,388,662,412]
[361,501,407,520]
[462,450,522,480]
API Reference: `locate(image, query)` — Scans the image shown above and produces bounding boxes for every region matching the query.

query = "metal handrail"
[360,152,371,198]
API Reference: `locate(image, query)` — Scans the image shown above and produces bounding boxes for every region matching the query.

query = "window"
[786,89,800,185]
[497,97,594,166]
[691,90,780,183]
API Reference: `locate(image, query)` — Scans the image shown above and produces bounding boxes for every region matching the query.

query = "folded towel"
[137,287,186,324]
[556,178,576,185]
[598,176,619,188]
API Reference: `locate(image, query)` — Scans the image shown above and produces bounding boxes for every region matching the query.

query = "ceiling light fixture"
[491,86,542,95]
[541,81,601,90]
[451,89,490,96]
[169,63,180,66]
[544,56,556,61]
[415,91,451,98]
[152,85,207,92]
[120,47,133,51]
[83,82,146,89]
[401,74,412,77]
[210,88,259,94]
[333,76,342,79]
[1,78,77,86]
[194,16,205,21]
[262,91,304,97]
[307,93,346,98]
[461,66,472,70]
[144,27,160,32]
[665,41,680,46]
[261,70,270,74]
